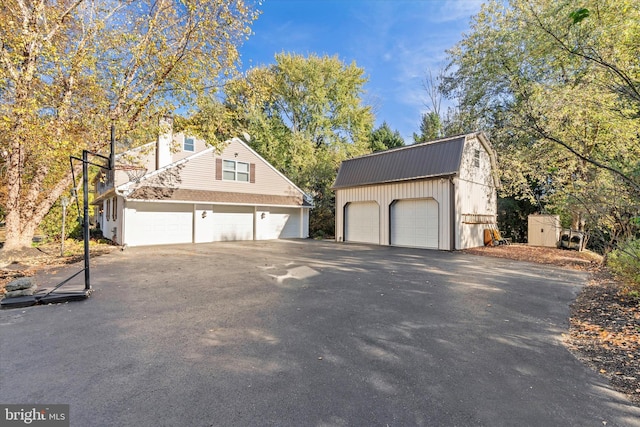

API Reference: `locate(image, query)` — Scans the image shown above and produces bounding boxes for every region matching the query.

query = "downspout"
[120,198,126,247]
[449,176,456,251]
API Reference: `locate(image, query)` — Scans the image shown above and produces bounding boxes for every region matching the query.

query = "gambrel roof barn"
[333,132,499,250]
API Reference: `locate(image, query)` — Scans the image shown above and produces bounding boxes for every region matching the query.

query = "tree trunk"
[2,173,76,252]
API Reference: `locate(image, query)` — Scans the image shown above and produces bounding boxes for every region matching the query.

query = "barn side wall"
[335,178,453,250]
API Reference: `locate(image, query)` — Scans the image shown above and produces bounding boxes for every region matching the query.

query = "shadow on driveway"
[1,240,639,426]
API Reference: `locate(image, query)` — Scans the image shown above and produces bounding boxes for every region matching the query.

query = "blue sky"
[238,0,483,143]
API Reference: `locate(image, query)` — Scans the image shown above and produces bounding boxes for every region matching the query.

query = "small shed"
[527,214,561,247]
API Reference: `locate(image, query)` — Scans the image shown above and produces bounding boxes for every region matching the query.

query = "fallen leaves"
[567,269,640,404]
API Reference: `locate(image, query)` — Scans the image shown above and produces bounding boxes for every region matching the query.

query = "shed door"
[345,201,379,244]
[391,199,438,248]
[125,202,193,246]
[211,205,254,241]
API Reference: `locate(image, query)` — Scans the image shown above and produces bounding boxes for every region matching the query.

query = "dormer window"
[184,137,195,152]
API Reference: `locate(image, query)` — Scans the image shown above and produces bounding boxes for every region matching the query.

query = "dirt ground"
[2,241,638,405]
[0,240,117,296]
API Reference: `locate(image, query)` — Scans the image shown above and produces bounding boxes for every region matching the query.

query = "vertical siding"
[454,136,498,249]
[335,178,452,249]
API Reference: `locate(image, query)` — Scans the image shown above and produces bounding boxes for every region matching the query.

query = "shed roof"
[333,134,467,189]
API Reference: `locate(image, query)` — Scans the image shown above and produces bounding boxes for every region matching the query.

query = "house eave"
[332,172,458,190]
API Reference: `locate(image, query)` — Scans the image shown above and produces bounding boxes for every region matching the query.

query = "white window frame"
[183,137,195,152]
[222,159,250,182]
[473,149,480,168]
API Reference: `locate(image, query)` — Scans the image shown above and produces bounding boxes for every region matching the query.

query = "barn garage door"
[212,205,254,241]
[391,199,438,248]
[126,202,193,246]
[345,201,379,244]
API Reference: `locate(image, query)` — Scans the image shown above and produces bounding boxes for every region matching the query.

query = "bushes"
[607,239,640,291]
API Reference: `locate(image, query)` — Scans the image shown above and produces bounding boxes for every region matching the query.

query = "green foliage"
[39,195,83,242]
[0,0,259,250]
[413,112,442,143]
[497,196,538,243]
[222,53,374,236]
[370,122,405,152]
[569,8,590,24]
[444,0,640,251]
[607,239,640,290]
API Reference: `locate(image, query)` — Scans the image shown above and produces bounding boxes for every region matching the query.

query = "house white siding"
[99,195,123,244]
[194,204,215,243]
[100,134,311,247]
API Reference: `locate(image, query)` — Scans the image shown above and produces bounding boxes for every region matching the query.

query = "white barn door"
[344,201,379,244]
[391,199,438,248]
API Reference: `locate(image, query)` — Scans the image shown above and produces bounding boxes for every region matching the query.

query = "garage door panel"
[126,202,193,246]
[212,205,254,241]
[269,207,300,239]
[345,201,379,244]
[391,199,438,248]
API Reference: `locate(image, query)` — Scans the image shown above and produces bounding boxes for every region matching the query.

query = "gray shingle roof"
[333,135,466,189]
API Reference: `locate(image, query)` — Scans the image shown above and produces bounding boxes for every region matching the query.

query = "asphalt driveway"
[1,240,639,426]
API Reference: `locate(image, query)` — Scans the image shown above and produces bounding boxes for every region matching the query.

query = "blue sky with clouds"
[238,0,483,143]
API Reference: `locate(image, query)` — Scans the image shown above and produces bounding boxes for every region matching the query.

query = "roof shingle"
[127,187,311,207]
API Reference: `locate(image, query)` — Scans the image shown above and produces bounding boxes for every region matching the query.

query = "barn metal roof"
[333,135,467,189]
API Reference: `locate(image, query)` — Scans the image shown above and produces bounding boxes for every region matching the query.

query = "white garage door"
[212,205,254,241]
[256,207,301,240]
[391,199,438,248]
[345,201,379,244]
[125,202,193,246]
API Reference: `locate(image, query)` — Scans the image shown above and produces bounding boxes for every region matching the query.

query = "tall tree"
[370,122,404,152]
[444,0,640,248]
[223,53,374,236]
[0,0,258,251]
[412,112,442,143]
